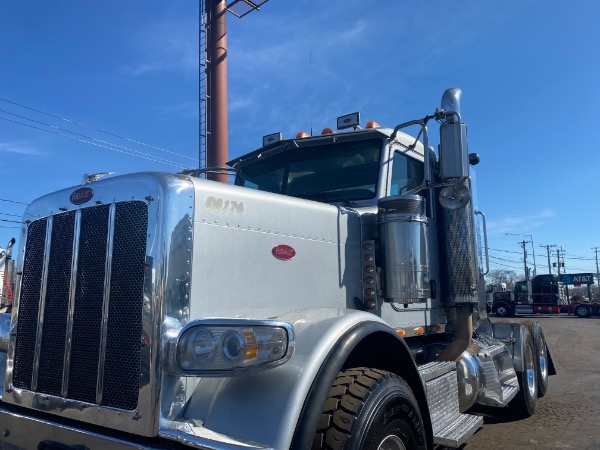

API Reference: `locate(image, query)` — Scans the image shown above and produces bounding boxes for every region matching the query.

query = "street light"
[505,233,537,276]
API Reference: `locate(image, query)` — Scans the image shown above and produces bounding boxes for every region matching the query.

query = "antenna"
[309,52,313,136]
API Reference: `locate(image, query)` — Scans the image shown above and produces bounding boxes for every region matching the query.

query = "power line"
[0,219,20,224]
[0,115,186,169]
[489,254,522,265]
[489,247,522,255]
[0,110,187,167]
[0,213,21,217]
[0,198,29,206]
[0,97,197,163]
[0,108,192,166]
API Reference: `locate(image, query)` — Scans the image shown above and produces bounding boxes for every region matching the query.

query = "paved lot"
[462,314,600,449]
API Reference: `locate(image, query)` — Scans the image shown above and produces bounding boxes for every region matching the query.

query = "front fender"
[170,308,426,449]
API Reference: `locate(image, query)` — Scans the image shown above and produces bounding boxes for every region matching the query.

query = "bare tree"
[486,269,519,291]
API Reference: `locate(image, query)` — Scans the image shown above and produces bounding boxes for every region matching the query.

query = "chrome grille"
[12,201,148,411]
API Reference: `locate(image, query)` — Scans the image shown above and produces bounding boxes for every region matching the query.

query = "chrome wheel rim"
[377,435,407,450]
[525,345,537,398]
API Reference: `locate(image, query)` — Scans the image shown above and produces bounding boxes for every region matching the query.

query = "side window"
[390,151,424,196]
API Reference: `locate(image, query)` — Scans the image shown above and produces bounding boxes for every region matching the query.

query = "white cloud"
[123,19,199,78]
[0,141,42,156]
[488,209,557,235]
[160,102,199,118]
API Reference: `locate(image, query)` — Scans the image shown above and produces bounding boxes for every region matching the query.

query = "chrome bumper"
[0,405,272,450]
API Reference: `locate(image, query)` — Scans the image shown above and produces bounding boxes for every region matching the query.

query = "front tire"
[314,368,427,450]
[494,302,513,317]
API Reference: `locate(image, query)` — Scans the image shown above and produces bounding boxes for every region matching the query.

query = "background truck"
[492,274,567,316]
[492,274,598,318]
[0,88,555,450]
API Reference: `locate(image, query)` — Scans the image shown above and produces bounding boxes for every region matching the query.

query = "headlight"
[171,319,294,376]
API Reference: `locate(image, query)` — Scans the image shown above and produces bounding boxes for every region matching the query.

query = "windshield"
[234,138,382,202]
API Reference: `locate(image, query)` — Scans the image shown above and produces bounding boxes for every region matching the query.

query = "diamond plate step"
[418,361,483,448]
[433,413,484,448]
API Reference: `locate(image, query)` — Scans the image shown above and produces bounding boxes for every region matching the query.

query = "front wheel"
[314,368,427,450]
[494,302,513,317]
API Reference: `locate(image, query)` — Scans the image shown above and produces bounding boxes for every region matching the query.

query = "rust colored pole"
[206,0,229,183]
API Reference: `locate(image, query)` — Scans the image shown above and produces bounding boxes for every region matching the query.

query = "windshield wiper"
[295,192,357,207]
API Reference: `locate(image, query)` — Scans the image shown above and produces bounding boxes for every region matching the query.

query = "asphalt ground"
[459,314,600,449]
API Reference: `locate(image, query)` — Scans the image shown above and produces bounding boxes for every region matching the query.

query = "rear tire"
[509,329,537,417]
[523,320,550,397]
[313,368,427,450]
[574,304,591,318]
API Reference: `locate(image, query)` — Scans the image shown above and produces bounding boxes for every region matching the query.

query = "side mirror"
[438,88,469,181]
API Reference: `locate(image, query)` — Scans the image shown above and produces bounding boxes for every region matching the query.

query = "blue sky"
[1,0,599,278]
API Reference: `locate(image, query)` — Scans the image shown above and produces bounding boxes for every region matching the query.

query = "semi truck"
[0,88,554,450]
[491,274,568,317]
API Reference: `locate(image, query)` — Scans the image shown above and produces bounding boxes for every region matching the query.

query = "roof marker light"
[321,127,335,135]
[296,131,310,138]
[263,132,282,147]
[366,121,380,129]
[337,112,360,130]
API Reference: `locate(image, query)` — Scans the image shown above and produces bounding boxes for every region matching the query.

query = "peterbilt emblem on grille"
[272,245,296,261]
[70,187,94,205]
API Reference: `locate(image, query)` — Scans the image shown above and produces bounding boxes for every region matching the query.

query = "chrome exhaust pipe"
[441,87,463,115]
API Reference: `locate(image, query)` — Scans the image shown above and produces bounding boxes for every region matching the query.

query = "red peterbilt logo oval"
[272,245,296,261]
[70,187,94,205]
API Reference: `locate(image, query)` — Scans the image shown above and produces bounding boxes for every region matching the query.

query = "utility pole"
[540,244,556,274]
[556,248,561,277]
[593,247,600,298]
[519,240,529,281]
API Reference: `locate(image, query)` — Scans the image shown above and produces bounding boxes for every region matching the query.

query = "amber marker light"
[366,121,380,128]
[414,327,425,335]
[433,325,441,333]
[365,288,375,296]
[362,242,373,250]
[364,265,374,273]
[321,127,335,135]
[296,131,310,138]
[396,329,406,337]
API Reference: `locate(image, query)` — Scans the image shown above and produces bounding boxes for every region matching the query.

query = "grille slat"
[37,212,76,396]
[12,202,148,411]
[13,218,47,390]
[102,202,148,410]
[68,205,110,404]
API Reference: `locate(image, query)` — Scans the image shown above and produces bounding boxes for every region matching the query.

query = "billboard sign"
[559,273,595,285]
